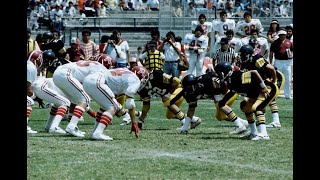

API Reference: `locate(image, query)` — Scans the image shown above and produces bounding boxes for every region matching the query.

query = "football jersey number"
[109,68,132,76]
[147,87,167,97]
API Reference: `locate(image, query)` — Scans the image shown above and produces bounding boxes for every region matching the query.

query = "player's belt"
[165,60,178,63]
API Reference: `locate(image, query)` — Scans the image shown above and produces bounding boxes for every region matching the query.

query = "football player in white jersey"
[213,29,243,55]
[191,14,212,52]
[212,10,236,41]
[83,67,141,140]
[32,77,70,134]
[241,29,269,60]
[184,25,209,77]
[52,60,109,137]
[234,11,264,39]
[27,50,44,134]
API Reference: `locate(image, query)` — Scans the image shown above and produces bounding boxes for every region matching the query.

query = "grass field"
[27,96,293,180]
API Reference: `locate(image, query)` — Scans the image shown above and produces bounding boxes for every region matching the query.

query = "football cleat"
[91,133,113,141]
[27,126,38,134]
[190,117,202,129]
[65,126,85,137]
[251,133,270,141]
[230,125,247,134]
[266,122,281,128]
[49,127,66,134]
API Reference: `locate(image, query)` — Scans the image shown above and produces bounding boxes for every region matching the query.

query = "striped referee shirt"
[212,47,236,64]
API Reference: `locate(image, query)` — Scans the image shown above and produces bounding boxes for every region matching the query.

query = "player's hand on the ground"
[130,122,139,138]
[34,97,45,108]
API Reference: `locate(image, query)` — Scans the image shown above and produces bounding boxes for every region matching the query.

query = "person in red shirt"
[269,30,293,99]
[65,37,85,62]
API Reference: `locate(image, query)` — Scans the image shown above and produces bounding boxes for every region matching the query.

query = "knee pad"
[125,98,136,110]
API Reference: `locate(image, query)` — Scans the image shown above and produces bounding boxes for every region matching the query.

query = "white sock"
[233,117,243,127]
[50,115,63,129]
[260,124,268,135]
[181,118,186,124]
[272,112,280,124]
[181,117,191,131]
[94,123,106,134]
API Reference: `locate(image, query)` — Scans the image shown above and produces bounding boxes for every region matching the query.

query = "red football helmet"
[131,66,149,90]
[28,50,43,67]
[97,54,114,69]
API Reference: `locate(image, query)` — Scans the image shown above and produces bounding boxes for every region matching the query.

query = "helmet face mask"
[239,45,254,63]
[214,61,233,80]
[182,74,197,93]
[42,50,56,67]
[131,66,149,91]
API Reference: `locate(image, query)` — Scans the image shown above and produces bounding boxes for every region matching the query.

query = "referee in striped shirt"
[212,37,236,67]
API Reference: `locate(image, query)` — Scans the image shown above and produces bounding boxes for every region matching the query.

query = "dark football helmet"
[182,74,196,88]
[131,66,149,90]
[42,50,56,67]
[28,50,43,67]
[214,61,233,79]
[42,31,53,43]
[97,54,114,69]
[248,39,257,48]
[239,44,254,63]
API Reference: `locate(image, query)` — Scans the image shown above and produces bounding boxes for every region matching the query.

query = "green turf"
[27,97,293,179]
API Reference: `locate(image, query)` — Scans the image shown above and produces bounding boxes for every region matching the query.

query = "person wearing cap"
[212,37,236,67]
[27,28,40,58]
[269,29,293,99]
[234,11,264,38]
[65,37,85,62]
[267,19,281,44]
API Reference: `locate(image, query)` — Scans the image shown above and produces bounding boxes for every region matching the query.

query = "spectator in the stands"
[173,4,183,17]
[279,0,291,17]
[105,0,119,12]
[133,0,145,10]
[50,5,64,33]
[186,2,196,18]
[146,0,160,11]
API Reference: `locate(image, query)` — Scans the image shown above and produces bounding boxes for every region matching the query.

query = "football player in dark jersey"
[131,66,201,130]
[215,61,279,140]
[239,45,284,128]
[171,72,248,134]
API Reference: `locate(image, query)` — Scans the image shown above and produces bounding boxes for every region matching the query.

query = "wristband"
[31,92,36,99]
[260,82,266,89]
